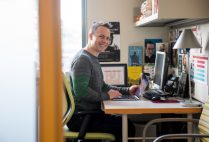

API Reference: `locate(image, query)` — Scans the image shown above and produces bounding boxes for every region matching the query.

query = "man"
[130,51,139,66]
[68,21,138,142]
[145,41,155,63]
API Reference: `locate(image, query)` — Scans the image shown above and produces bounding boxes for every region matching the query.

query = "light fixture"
[173,29,202,107]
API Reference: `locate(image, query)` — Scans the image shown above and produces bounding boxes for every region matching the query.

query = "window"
[61,0,86,72]
[0,0,38,141]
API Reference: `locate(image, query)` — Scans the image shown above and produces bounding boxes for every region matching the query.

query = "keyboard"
[112,95,139,101]
[143,89,165,100]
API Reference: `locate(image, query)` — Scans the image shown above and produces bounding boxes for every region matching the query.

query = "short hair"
[89,21,112,34]
[145,41,154,48]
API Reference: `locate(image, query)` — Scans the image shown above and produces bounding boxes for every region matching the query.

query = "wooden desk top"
[103,100,202,114]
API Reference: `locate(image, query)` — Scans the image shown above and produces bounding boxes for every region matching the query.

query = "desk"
[103,100,202,142]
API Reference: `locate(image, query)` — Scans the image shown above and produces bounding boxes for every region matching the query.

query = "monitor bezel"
[153,51,166,90]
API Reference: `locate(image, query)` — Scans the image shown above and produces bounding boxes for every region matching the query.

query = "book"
[128,66,142,86]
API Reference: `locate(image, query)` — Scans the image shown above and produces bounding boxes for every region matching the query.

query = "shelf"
[135,14,185,27]
[135,0,209,28]
[135,17,209,28]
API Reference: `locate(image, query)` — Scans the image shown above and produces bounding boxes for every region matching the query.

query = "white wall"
[87,0,168,63]
[0,1,37,142]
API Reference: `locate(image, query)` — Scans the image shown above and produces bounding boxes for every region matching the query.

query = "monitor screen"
[153,51,168,90]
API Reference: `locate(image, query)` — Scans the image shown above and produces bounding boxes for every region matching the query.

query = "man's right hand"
[107,89,122,100]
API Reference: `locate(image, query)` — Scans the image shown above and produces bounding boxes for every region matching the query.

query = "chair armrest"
[142,118,199,142]
[77,110,104,115]
[153,134,209,142]
[77,114,91,140]
[76,111,104,140]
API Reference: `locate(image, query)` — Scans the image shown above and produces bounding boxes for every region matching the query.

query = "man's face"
[90,26,110,53]
[146,43,154,56]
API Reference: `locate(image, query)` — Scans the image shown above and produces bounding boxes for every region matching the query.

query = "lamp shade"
[173,29,201,49]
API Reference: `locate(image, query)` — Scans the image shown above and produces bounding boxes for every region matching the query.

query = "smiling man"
[68,21,137,142]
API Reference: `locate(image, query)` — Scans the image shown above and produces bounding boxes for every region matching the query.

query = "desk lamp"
[173,29,202,107]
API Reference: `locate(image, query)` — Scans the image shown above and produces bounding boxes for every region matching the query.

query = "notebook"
[113,73,149,101]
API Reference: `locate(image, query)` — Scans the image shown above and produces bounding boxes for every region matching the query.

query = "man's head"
[145,41,154,57]
[87,21,112,55]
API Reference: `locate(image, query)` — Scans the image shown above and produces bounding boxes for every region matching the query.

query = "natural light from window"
[61,0,82,72]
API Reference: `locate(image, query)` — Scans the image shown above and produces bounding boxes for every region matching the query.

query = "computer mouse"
[151,96,161,101]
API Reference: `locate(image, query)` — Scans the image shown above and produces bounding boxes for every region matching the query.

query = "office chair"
[62,73,115,142]
[142,99,209,142]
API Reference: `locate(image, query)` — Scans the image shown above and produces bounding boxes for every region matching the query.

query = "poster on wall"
[98,22,120,62]
[128,66,142,86]
[190,55,208,102]
[168,29,178,42]
[169,42,178,67]
[143,64,155,79]
[178,54,183,76]
[144,38,162,64]
[128,45,143,66]
[191,55,208,85]
[101,64,127,86]
[156,42,169,53]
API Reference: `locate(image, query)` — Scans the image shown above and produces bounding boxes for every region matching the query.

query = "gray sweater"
[70,49,129,112]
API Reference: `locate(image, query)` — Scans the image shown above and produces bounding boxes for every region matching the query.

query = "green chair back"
[62,73,115,141]
[63,73,75,126]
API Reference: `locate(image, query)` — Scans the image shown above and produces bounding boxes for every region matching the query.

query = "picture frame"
[144,38,162,64]
[100,64,127,87]
[168,29,177,42]
[169,41,178,67]
[156,42,169,53]
[98,22,120,62]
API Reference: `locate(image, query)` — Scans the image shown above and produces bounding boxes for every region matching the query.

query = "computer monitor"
[153,51,168,90]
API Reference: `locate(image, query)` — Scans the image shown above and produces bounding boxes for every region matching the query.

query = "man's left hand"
[129,85,140,95]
